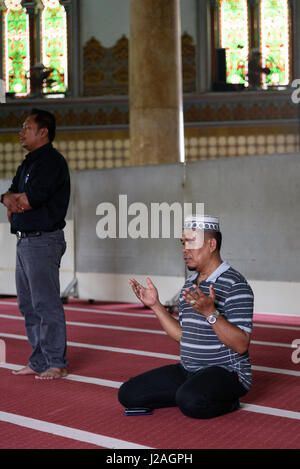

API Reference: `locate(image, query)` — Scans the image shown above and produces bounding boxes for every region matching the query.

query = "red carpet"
[0,298,300,449]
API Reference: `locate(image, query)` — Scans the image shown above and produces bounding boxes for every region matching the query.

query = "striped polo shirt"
[179,261,254,390]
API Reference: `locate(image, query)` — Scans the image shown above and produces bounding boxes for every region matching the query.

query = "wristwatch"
[206,310,220,325]
[0,193,5,204]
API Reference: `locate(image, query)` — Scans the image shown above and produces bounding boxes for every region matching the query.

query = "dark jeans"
[15,230,68,373]
[118,364,248,419]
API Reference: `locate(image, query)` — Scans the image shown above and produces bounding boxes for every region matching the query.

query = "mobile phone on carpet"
[124,408,152,416]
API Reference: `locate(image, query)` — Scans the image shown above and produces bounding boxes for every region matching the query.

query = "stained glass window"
[41,0,68,93]
[4,0,30,96]
[219,0,249,85]
[260,0,290,86]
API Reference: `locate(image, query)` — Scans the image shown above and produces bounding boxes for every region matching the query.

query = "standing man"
[119,215,254,419]
[0,108,70,380]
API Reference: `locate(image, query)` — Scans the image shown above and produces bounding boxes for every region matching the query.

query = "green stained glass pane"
[4,1,30,96]
[41,0,68,93]
[260,0,289,86]
[220,0,248,85]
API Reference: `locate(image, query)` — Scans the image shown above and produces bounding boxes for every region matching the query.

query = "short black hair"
[29,108,56,142]
[205,230,222,252]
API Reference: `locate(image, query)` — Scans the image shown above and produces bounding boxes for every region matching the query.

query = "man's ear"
[39,127,49,140]
[208,236,217,253]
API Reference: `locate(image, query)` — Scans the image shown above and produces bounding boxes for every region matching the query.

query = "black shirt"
[9,142,70,233]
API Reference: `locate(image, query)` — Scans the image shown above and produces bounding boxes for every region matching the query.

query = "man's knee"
[176,387,208,418]
[118,380,133,407]
[176,387,239,419]
[118,377,145,408]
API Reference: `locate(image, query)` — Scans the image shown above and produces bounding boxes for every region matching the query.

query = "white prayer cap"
[183,214,220,232]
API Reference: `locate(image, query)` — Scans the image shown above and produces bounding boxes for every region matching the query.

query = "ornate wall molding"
[83,35,129,96]
[182,32,196,93]
[82,33,196,96]
[0,89,297,130]
[183,92,298,123]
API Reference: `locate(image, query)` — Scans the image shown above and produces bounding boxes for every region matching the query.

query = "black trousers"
[118,364,248,419]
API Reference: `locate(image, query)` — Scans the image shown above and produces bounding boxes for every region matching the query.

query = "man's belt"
[16,231,42,240]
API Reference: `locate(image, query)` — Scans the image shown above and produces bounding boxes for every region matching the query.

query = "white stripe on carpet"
[0,411,152,449]
[0,332,298,364]
[0,313,165,335]
[240,403,300,421]
[1,363,300,421]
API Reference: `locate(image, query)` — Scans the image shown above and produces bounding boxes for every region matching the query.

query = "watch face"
[208,315,217,324]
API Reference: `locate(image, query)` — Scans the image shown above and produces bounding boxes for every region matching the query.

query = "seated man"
[118,215,254,419]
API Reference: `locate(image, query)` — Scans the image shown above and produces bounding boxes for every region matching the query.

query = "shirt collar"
[25,142,52,162]
[206,260,231,282]
[188,260,231,283]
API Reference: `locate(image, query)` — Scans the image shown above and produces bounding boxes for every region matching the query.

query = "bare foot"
[12,366,37,376]
[35,367,68,380]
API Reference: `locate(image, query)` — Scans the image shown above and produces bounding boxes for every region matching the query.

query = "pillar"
[196,0,210,92]
[21,1,38,69]
[129,0,184,166]
[60,0,80,97]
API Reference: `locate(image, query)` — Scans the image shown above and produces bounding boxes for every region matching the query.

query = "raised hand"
[130,277,182,342]
[182,283,216,318]
[129,277,159,308]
